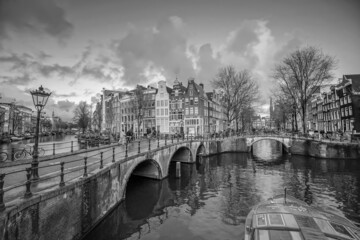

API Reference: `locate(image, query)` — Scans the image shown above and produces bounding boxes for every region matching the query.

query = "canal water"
[84,140,360,240]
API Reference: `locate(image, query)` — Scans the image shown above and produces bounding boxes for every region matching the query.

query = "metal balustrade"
[0,135,231,211]
[0,133,357,212]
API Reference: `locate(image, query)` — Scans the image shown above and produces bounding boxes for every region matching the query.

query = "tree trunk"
[302,106,307,133]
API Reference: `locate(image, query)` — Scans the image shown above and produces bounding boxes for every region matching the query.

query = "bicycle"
[14,145,45,160]
[0,152,8,162]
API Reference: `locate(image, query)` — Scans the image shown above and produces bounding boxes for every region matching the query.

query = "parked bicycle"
[14,145,45,160]
[0,152,8,162]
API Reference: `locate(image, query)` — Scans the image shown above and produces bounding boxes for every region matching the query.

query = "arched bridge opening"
[170,146,193,163]
[249,138,290,155]
[168,146,194,183]
[131,159,163,180]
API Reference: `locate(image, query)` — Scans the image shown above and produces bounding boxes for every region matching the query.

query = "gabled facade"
[337,74,360,133]
[183,78,208,136]
[143,86,157,134]
[155,81,171,134]
[169,77,186,135]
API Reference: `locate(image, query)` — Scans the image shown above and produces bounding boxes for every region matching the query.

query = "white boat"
[245,191,360,240]
[10,135,24,141]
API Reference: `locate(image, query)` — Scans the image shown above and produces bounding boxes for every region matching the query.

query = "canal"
[83,140,360,240]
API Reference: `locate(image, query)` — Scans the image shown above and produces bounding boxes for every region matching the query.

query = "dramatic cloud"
[195,43,221,89]
[0,0,73,47]
[112,16,194,86]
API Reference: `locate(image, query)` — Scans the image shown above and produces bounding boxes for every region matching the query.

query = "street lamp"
[30,85,51,180]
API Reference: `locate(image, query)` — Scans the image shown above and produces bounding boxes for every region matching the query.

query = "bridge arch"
[122,158,163,199]
[169,146,194,163]
[248,138,290,154]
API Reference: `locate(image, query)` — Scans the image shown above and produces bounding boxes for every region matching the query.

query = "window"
[185,98,189,105]
[185,108,189,115]
[161,109,164,116]
[165,109,168,115]
[178,100,182,108]
[190,108,193,115]
[194,97,198,104]
[156,109,159,116]
[175,90,179,96]
[160,93,164,98]
[340,98,344,105]
[348,95,352,103]
[165,100,168,106]
[195,107,198,115]
[161,100,164,107]
[349,106,353,116]
[157,101,160,107]
[190,98,193,105]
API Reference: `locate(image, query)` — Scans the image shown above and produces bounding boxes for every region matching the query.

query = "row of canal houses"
[306,74,360,135]
[0,94,33,135]
[0,94,60,136]
[99,77,227,137]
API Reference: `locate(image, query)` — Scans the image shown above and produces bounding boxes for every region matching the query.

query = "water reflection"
[83,141,360,240]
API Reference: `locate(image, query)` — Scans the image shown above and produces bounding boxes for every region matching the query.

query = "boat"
[245,190,360,240]
[10,135,24,141]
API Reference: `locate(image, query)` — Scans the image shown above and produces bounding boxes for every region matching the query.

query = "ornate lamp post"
[30,85,51,180]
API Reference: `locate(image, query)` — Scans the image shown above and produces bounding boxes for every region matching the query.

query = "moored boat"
[10,135,24,141]
[245,190,360,240]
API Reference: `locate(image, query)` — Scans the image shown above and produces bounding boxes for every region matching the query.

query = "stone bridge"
[246,135,293,153]
[1,135,359,240]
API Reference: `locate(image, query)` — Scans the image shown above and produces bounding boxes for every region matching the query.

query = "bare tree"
[73,101,90,133]
[273,46,336,133]
[212,66,259,130]
[131,85,146,138]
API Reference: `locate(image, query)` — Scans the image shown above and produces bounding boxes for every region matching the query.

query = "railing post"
[177,135,179,143]
[149,138,151,150]
[165,135,167,146]
[53,143,55,155]
[83,157,88,177]
[138,141,141,153]
[85,140,88,150]
[100,152,103,169]
[112,147,115,163]
[187,135,188,141]
[11,148,15,161]
[125,142,128,158]
[157,137,160,148]
[71,141,74,153]
[24,168,32,198]
[172,135,174,144]
[59,162,65,187]
[0,174,5,211]
[183,134,184,141]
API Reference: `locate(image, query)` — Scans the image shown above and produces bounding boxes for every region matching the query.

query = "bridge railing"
[0,134,232,211]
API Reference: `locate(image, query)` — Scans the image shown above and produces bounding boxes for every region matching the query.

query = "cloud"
[52,92,78,98]
[112,16,194,86]
[195,43,221,89]
[0,52,73,86]
[0,0,73,47]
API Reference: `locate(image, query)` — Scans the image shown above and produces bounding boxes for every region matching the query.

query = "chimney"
[199,83,204,89]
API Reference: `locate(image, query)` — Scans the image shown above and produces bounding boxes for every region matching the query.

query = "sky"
[1,0,360,121]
